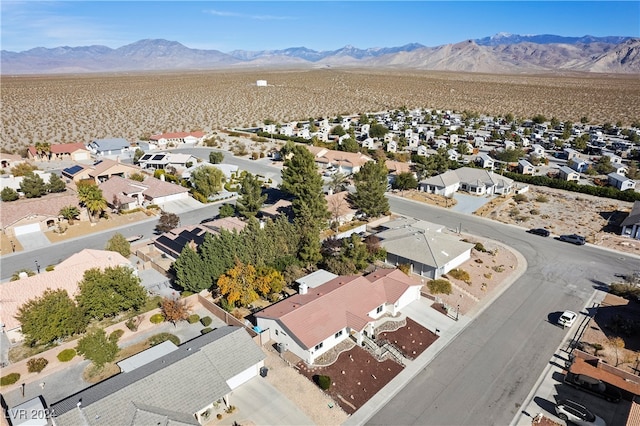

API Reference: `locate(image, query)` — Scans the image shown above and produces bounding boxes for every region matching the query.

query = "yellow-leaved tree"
[217,261,285,307]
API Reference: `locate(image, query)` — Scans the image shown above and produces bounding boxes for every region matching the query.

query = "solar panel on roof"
[152,154,165,161]
[63,165,83,175]
[94,160,103,165]
[140,154,152,160]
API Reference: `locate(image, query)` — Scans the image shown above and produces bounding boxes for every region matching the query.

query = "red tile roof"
[141,176,189,198]
[149,131,205,141]
[256,268,421,349]
[27,143,89,156]
[0,192,80,229]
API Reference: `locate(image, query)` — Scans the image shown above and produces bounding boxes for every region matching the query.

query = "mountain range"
[2,34,639,75]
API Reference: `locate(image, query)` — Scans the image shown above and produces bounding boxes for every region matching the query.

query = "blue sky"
[2,1,639,52]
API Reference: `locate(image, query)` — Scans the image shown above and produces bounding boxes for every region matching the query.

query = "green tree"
[369,123,388,139]
[209,151,224,164]
[191,165,225,198]
[1,187,19,201]
[331,125,346,136]
[218,203,236,218]
[105,233,131,258]
[173,244,212,293]
[10,163,37,177]
[59,205,80,224]
[76,329,118,369]
[349,160,390,217]
[531,114,547,124]
[295,203,323,265]
[20,172,47,198]
[133,148,145,164]
[77,183,107,221]
[573,134,589,151]
[339,138,360,153]
[492,148,526,163]
[129,172,145,182]
[76,266,147,320]
[156,211,180,233]
[279,140,296,160]
[280,145,329,225]
[328,172,348,194]
[236,173,267,218]
[16,289,87,346]
[393,172,418,192]
[47,173,66,193]
[594,156,615,174]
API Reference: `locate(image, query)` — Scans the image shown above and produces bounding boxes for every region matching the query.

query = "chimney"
[299,282,308,295]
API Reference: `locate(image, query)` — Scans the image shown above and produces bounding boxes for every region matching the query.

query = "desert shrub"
[474,258,483,264]
[314,374,332,390]
[57,348,76,362]
[148,333,180,346]
[150,313,165,324]
[535,195,549,202]
[188,314,200,324]
[474,242,487,252]
[492,265,505,273]
[513,193,528,203]
[397,264,411,275]
[530,209,540,215]
[200,316,213,327]
[591,343,604,355]
[609,283,640,300]
[427,279,452,295]
[201,327,213,334]
[0,373,20,386]
[225,405,236,414]
[483,273,493,279]
[217,414,223,420]
[448,268,471,283]
[125,317,140,331]
[109,329,125,342]
[45,265,55,272]
[27,357,49,373]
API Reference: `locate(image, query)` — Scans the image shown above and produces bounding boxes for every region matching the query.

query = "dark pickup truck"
[564,372,622,403]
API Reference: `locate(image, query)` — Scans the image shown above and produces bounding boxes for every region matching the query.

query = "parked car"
[559,234,586,245]
[555,399,606,426]
[564,372,622,403]
[527,228,550,237]
[558,310,577,328]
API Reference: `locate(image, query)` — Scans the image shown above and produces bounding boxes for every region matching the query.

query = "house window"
[334,330,343,339]
[376,305,383,314]
[314,342,323,350]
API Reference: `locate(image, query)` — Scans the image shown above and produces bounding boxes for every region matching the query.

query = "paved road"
[366,196,637,426]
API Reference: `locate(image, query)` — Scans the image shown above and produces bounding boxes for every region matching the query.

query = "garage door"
[14,223,41,235]
[74,152,90,160]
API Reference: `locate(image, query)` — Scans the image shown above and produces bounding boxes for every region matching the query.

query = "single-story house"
[259,199,294,221]
[601,152,623,165]
[255,268,422,365]
[149,131,207,148]
[99,175,189,211]
[306,146,373,175]
[326,191,357,226]
[52,326,265,426]
[27,142,92,162]
[530,144,545,157]
[621,201,640,239]
[518,159,535,175]
[447,149,460,162]
[419,167,514,197]
[0,249,131,342]
[557,166,580,182]
[569,159,590,173]
[563,147,581,161]
[87,138,131,157]
[386,140,397,153]
[608,173,636,191]
[476,153,495,170]
[63,158,142,183]
[373,217,475,279]
[137,152,198,171]
[0,192,84,238]
[416,145,430,157]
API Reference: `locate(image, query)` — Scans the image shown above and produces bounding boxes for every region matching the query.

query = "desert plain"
[1,68,640,153]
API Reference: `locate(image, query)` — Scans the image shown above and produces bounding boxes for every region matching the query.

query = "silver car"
[555,399,606,426]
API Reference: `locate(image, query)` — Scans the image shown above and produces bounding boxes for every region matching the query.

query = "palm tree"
[59,205,80,225]
[85,193,107,222]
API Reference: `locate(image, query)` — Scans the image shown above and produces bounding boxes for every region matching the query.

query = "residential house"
[613,165,628,176]
[153,217,247,260]
[374,217,475,278]
[569,159,590,173]
[326,191,356,226]
[621,201,640,239]
[447,149,460,162]
[63,158,142,183]
[567,349,640,398]
[0,170,54,194]
[517,159,535,175]
[0,153,25,170]
[434,139,448,149]
[385,160,413,185]
[361,137,375,150]
[601,152,623,165]
[563,147,581,161]
[1,192,83,238]
[306,146,373,175]
[608,173,636,191]
[503,140,516,150]
[531,144,545,157]
[419,167,514,197]
[52,327,265,426]
[259,199,294,221]
[87,138,131,157]
[473,136,485,148]
[360,123,370,135]
[0,249,131,342]
[27,142,92,162]
[99,175,189,212]
[137,152,199,171]
[558,166,580,182]
[476,153,495,170]
[449,134,459,146]
[149,131,207,148]
[255,268,422,364]
[416,145,430,157]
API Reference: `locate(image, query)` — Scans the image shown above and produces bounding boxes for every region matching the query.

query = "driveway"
[15,231,51,251]
[157,197,204,214]
[451,192,494,214]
